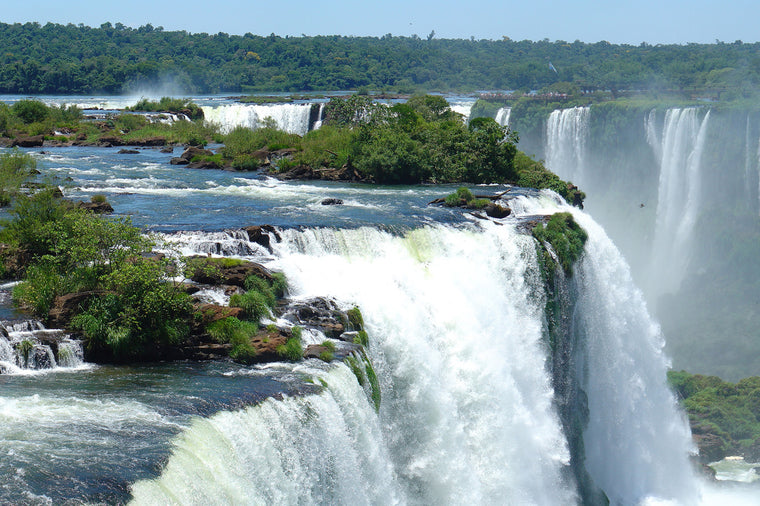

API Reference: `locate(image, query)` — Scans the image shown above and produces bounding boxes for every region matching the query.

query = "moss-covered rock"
[532,212,588,277]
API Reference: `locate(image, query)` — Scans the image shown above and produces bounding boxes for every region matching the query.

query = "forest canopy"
[1,21,759,96]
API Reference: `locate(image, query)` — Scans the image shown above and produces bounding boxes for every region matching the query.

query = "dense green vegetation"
[1,22,759,96]
[532,212,588,277]
[668,370,760,462]
[0,149,36,206]
[0,186,192,360]
[126,97,204,120]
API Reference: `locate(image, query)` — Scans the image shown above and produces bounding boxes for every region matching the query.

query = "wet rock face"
[11,135,44,147]
[242,225,281,251]
[278,297,349,339]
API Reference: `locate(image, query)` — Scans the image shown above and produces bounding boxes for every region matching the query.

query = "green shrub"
[294,125,352,168]
[230,290,271,321]
[318,350,334,362]
[365,357,381,411]
[207,316,258,343]
[321,340,336,352]
[12,100,49,124]
[91,194,108,204]
[0,149,37,206]
[270,272,288,298]
[220,126,299,161]
[206,316,258,363]
[128,97,204,120]
[115,114,149,132]
[276,337,303,361]
[291,325,302,340]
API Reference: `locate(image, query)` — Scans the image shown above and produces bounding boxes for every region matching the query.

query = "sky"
[1,0,757,45]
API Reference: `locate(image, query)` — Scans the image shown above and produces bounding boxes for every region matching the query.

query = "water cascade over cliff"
[545,106,590,186]
[201,103,321,135]
[511,102,760,379]
[0,319,84,374]
[495,106,511,127]
[129,196,701,505]
[645,108,711,299]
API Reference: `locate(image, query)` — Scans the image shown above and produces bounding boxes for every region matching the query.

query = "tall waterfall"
[202,103,315,135]
[545,106,590,186]
[495,106,511,127]
[130,197,701,505]
[647,108,711,299]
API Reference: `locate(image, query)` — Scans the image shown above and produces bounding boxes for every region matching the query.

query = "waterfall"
[132,197,705,504]
[0,320,85,373]
[545,106,590,186]
[494,106,511,127]
[649,108,711,299]
[449,100,475,122]
[572,211,697,505]
[131,364,402,505]
[312,103,326,130]
[201,103,315,135]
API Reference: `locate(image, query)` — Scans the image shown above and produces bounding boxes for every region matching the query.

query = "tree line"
[1,21,759,96]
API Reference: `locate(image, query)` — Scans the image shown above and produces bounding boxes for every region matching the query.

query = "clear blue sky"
[1,0,756,44]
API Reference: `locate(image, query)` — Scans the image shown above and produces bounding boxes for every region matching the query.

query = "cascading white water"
[545,106,590,186]
[130,364,402,505]
[272,223,575,504]
[495,106,511,127]
[312,103,326,130]
[648,108,711,299]
[202,103,314,135]
[128,195,708,504]
[0,320,85,373]
[519,193,700,505]
[449,100,475,122]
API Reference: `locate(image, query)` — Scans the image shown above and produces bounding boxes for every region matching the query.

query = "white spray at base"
[130,195,712,504]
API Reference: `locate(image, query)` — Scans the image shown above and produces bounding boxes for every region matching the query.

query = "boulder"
[159,145,174,153]
[97,136,124,147]
[118,149,140,154]
[321,198,344,206]
[181,146,214,160]
[172,146,216,167]
[485,203,511,218]
[249,330,288,362]
[279,297,347,338]
[11,135,44,148]
[133,137,166,147]
[77,201,114,214]
[242,225,281,250]
[185,256,272,287]
[303,344,335,361]
[186,159,223,169]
